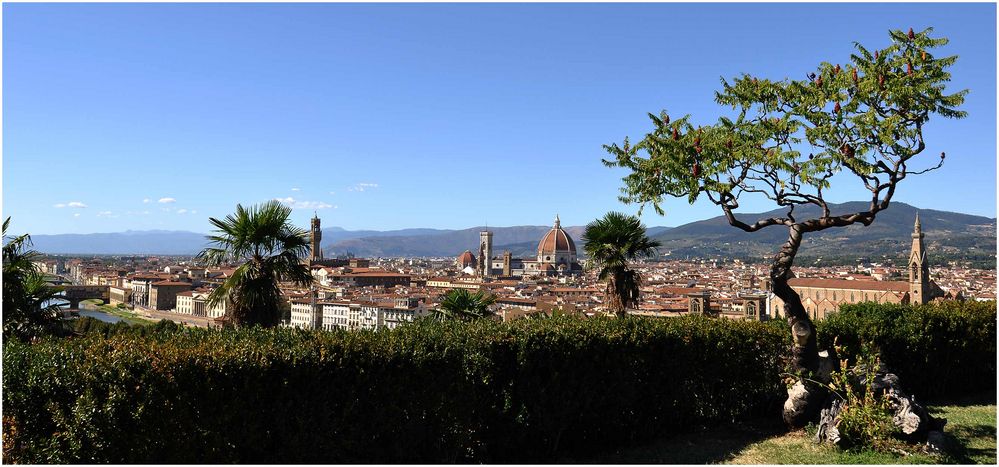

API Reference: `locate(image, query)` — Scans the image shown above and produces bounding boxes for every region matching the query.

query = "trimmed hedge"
[2,315,786,463]
[3,301,994,463]
[816,300,997,399]
[70,316,182,337]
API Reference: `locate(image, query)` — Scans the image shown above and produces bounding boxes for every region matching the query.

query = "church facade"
[771,215,942,320]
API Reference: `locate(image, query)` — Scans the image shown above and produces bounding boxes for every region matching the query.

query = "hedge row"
[2,315,786,463]
[816,300,997,399]
[70,316,183,338]
[3,301,994,463]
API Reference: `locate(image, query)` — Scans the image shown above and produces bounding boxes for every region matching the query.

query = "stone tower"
[739,292,768,322]
[687,291,712,315]
[909,213,929,305]
[478,230,493,277]
[502,251,512,276]
[310,213,323,262]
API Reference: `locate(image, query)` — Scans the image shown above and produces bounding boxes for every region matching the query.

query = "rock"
[889,389,925,435]
[815,398,843,445]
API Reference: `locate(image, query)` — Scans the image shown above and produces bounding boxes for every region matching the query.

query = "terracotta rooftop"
[789,278,909,292]
[151,280,193,287]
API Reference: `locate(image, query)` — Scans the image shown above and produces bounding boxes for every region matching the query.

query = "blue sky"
[3,2,996,235]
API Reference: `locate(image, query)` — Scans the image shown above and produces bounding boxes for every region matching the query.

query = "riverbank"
[79,300,157,325]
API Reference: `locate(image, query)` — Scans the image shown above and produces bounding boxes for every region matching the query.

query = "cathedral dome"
[537,214,577,257]
[457,250,476,268]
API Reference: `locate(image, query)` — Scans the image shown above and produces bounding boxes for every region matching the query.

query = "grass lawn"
[585,398,996,464]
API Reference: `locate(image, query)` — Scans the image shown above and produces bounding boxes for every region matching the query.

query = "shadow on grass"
[563,418,786,464]
[923,391,997,408]
[940,424,997,464]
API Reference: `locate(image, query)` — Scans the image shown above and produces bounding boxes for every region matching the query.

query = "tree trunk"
[606,277,625,317]
[771,225,825,427]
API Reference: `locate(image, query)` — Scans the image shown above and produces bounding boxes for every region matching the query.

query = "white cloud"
[274,197,335,210]
[347,182,379,192]
[142,198,151,203]
[191,210,198,214]
[329,191,336,195]
[176,209,188,214]
[291,187,301,192]
[73,213,81,217]
[97,211,112,217]
[54,201,87,208]
[158,197,176,204]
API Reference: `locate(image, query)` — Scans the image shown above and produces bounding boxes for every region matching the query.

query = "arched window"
[746,302,756,316]
[691,300,701,313]
[911,262,919,280]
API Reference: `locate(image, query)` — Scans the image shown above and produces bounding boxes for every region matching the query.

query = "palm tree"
[197,201,313,327]
[3,218,64,339]
[583,212,661,317]
[436,288,497,321]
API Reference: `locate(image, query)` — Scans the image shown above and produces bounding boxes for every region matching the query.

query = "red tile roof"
[789,278,908,292]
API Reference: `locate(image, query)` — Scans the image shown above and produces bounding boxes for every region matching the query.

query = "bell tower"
[310,213,323,262]
[909,213,929,304]
[478,230,493,277]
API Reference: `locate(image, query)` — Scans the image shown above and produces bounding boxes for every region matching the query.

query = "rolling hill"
[21,202,994,268]
[652,202,996,265]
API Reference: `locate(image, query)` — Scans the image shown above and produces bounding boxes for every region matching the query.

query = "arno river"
[46,297,125,324]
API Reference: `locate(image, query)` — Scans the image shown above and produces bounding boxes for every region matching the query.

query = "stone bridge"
[59,285,110,309]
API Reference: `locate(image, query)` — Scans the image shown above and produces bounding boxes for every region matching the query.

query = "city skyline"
[3,3,996,235]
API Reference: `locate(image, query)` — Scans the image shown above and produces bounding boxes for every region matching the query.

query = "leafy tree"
[602,28,965,425]
[436,288,497,321]
[582,212,662,316]
[3,218,64,339]
[197,201,313,327]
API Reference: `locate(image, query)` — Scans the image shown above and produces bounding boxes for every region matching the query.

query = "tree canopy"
[601,28,966,427]
[582,212,661,315]
[603,28,965,236]
[197,201,313,327]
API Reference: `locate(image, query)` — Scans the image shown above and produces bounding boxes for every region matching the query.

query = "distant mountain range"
[23,203,995,266]
[651,202,996,265]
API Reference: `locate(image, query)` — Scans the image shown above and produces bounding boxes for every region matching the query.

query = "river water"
[44,297,126,324]
[77,309,125,324]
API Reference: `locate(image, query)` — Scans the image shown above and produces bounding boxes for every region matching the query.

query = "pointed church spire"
[912,213,924,239]
[910,212,928,304]
[554,213,561,228]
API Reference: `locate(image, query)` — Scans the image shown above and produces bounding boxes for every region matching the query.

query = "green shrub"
[816,300,997,399]
[3,314,786,463]
[827,351,899,449]
[70,317,180,338]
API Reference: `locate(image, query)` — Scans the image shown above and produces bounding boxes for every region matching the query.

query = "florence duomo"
[455,214,583,278]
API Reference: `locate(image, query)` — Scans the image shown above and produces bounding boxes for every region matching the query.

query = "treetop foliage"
[603,28,967,232]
